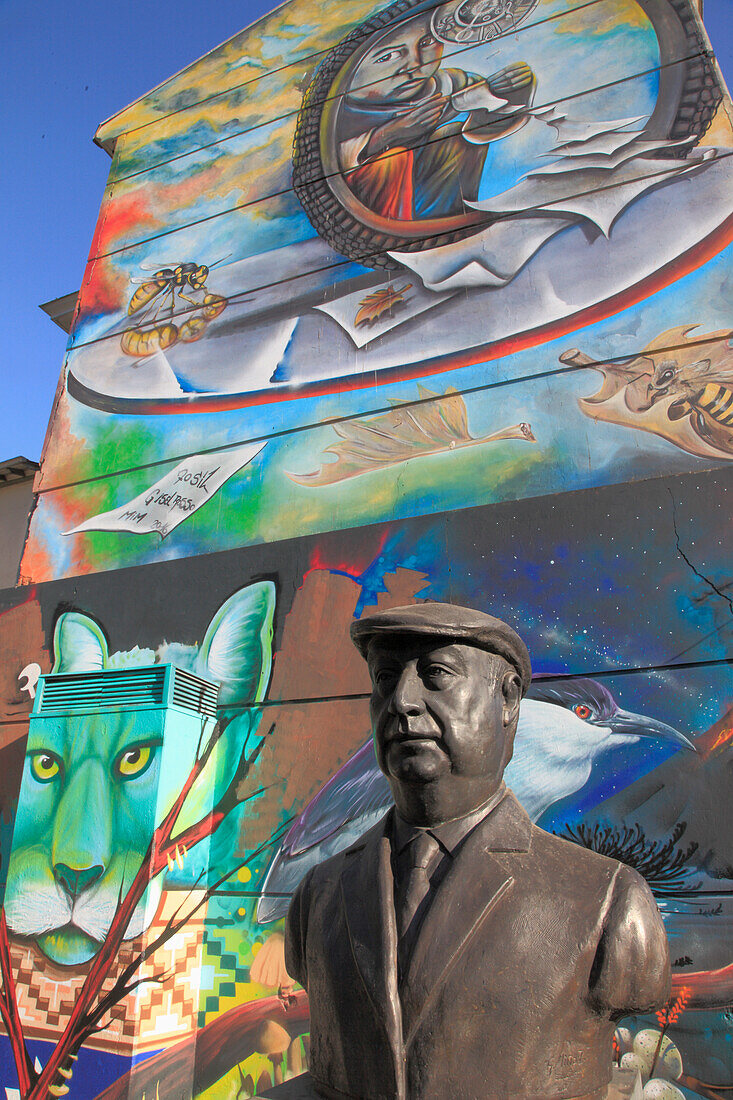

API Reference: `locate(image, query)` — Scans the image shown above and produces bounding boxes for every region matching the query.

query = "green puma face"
[4,581,275,967]
[4,711,168,966]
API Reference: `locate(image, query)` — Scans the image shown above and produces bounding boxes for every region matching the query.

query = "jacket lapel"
[401,792,532,1042]
[340,812,404,1063]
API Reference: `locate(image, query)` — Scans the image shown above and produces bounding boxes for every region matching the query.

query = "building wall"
[2,0,733,1096]
[0,478,35,589]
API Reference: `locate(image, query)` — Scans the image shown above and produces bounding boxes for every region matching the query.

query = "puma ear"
[196,581,275,706]
[52,612,109,673]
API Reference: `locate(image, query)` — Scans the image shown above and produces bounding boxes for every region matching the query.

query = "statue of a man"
[284,603,670,1100]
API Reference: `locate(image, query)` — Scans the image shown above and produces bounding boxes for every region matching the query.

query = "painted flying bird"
[256,678,693,923]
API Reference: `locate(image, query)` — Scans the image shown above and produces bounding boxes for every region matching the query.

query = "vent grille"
[38,668,167,714]
[172,668,219,718]
[35,665,220,717]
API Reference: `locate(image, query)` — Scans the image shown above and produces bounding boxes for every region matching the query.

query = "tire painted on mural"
[292,0,722,270]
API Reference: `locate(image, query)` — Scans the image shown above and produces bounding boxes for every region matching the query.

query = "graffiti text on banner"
[63,443,267,539]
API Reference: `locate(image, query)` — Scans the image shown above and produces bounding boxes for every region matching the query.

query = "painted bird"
[256,678,693,923]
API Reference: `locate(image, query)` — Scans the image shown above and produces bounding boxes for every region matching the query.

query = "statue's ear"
[196,581,275,706]
[52,612,109,673]
[501,669,522,729]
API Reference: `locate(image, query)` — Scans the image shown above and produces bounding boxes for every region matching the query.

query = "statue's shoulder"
[525,820,664,937]
[526,818,627,888]
[305,811,391,887]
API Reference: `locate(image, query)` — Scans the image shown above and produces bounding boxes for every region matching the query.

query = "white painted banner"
[64,442,267,539]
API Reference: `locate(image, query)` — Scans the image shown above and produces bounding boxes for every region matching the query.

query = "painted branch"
[679,1074,733,1099]
[93,991,310,1100]
[672,963,733,1010]
[155,719,226,844]
[169,806,229,858]
[169,729,268,853]
[0,910,34,1094]
[27,844,160,1099]
[27,722,248,1099]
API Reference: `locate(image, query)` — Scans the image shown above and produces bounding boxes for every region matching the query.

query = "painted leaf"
[354,283,413,327]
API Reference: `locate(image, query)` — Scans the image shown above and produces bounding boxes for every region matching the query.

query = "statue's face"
[367,639,517,806]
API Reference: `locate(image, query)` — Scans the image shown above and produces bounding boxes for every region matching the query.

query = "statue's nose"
[54,862,104,899]
[389,667,425,716]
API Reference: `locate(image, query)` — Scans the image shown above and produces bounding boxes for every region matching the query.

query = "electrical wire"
[38,328,733,495]
[89,50,711,266]
[109,0,619,184]
[104,0,618,147]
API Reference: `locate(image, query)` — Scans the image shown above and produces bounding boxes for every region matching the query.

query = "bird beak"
[608,708,696,751]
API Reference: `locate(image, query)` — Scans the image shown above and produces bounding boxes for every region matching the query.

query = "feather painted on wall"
[286,385,536,486]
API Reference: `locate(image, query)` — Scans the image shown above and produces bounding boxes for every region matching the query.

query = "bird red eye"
[574,704,592,720]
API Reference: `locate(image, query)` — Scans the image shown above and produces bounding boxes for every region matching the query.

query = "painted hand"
[487,62,535,94]
[369,95,448,154]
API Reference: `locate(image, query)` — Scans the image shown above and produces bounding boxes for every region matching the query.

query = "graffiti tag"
[63,442,266,539]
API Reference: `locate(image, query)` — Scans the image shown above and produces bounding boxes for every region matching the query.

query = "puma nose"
[54,863,104,898]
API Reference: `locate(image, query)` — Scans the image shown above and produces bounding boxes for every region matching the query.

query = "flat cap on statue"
[350,601,532,694]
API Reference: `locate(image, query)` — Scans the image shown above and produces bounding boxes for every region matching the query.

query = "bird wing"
[284,738,391,857]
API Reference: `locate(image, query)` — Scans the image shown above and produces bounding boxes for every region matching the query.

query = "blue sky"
[2,0,732,462]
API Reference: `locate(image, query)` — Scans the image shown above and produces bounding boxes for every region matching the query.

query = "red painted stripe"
[75,212,733,417]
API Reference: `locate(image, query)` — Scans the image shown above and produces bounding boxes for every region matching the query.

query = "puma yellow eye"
[30,752,62,783]
[115,744,154,780]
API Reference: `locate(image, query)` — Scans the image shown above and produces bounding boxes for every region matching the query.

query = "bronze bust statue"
[282,603,671,1100]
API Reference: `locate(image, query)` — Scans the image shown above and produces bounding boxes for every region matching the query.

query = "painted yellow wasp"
[651,359,733,432]
[127,262,210,317]
[121,260,228,358]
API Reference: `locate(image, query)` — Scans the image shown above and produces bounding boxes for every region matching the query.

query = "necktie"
[396,831,439,973]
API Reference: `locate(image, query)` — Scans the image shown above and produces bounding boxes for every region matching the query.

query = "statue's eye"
[574,704,592,720]
[423,664,451,685]
[30,751,62,783]
[115,743,155,780]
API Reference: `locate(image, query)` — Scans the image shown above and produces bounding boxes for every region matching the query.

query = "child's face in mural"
[349,16,444,105]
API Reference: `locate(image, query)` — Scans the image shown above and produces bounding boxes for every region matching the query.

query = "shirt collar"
[393,782,508,858]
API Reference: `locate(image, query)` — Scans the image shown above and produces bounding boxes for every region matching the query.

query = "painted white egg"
[620,1052,649,1083]
[633,1030,683,1081]
[642,1080,685,1100]
[615,1027,634,1057]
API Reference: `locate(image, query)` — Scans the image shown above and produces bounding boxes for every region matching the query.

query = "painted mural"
[16,0,733,583]
[3,468,733,1098]
[3,0,733,1096]
[5,581,275,968]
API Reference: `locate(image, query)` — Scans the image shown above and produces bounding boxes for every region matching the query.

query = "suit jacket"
[285,790,670,1100]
